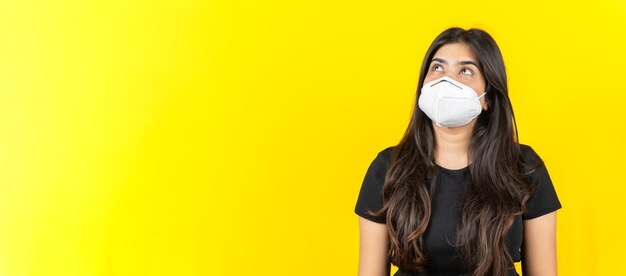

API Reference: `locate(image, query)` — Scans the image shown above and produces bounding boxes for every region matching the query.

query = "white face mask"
[418,76,487,128]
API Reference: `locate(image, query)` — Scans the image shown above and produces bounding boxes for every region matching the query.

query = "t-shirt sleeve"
[354,148,390,224]
[522,147,563,220]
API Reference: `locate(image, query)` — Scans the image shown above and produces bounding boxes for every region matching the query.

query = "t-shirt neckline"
[436,163,470,173]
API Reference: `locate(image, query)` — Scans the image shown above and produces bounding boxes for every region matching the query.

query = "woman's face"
[423,42,488,111]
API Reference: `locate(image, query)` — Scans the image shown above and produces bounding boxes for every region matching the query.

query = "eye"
[460,67,473,75]
[432,64,443,72]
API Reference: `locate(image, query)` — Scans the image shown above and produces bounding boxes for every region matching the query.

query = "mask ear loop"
[480,83,490,109]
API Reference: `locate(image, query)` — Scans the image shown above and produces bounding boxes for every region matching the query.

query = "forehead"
[432,42,478,64]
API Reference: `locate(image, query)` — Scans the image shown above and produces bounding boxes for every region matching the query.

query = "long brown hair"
[367,27,542,275]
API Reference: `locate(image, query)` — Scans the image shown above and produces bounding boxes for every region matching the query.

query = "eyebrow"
[431,57,479,68]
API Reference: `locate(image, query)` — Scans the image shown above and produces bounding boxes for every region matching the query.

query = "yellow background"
[0,0,624,275]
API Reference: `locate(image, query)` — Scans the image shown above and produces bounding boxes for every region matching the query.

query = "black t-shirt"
[354,144,562,276]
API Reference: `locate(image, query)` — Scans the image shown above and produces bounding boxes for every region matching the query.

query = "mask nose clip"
[430,77,463,90]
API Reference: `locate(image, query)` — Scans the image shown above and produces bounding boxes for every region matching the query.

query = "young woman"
[354,27,562,276]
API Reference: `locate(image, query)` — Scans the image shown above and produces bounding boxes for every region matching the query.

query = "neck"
[432,121,475,169]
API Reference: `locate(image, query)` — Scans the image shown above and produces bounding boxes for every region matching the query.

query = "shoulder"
[519,143,540,160]
[378,146,394,161]
[519,144,563,219]
[371,145,394,170]
[355,146,395,223]
[518,143,554,192]
[361,146,394,178]
[519,143,545,177]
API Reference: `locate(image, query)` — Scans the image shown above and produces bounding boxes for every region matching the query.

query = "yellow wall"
[0,0,624,275]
